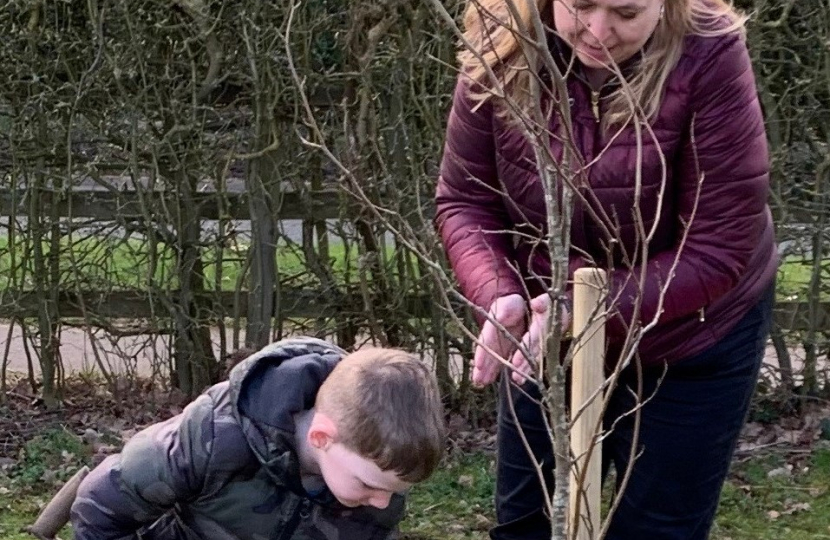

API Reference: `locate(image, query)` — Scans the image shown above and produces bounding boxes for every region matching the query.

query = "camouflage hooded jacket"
[70,337,405,540]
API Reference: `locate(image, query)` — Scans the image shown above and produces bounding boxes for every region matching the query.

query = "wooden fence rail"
[0,189,342,221]
[0,289,435,321]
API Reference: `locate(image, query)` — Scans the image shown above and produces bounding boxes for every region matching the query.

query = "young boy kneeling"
[70,337,446,539]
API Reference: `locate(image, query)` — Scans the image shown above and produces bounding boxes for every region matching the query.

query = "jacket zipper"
[276,499,312,540]
[590,89,600,122]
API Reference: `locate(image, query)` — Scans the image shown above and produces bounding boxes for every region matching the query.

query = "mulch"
[1,375,188,460]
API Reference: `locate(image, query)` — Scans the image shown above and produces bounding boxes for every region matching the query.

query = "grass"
[711,449,830,540]
[0,494,72,540]
[12,428,87,486]
[0,235,825,300]
[402,452,496,540]
[403,447,830,540]
[0,235,384,291]
[3,437,830,540]
[777,256,830,302]
[0,428,86,540]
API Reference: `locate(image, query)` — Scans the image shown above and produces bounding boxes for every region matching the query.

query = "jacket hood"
[227,337,346,491]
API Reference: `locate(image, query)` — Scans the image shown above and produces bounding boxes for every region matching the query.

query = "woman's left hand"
[509,293,571,385]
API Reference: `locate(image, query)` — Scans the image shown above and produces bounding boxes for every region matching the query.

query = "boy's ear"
[307,412,339,450]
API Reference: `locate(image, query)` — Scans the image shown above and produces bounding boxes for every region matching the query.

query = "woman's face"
[553,0,663,70]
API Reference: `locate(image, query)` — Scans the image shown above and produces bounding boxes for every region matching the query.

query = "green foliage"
[11,428,88,488]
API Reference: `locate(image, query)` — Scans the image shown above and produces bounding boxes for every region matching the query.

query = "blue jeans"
[491,284,774,540]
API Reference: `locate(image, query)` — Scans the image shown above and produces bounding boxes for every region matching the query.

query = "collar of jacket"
[227,337,346,498]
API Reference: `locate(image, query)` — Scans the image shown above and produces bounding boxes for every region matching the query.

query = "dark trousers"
[491,285,774,540]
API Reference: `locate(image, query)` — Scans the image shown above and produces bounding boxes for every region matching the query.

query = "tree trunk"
[172,169,219,397]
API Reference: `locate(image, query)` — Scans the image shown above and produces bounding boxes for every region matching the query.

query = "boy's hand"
[472,294,527,387]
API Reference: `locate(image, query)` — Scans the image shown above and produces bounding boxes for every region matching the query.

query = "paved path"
[1,323,237,378]
[0,322,821,387]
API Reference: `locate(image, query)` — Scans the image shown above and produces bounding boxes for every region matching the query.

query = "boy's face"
[317,442,411,509]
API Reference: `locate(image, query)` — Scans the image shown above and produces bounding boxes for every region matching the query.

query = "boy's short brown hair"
[315,348,446,483]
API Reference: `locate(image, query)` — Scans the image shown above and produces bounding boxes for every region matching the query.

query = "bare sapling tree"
[283,0,707,538]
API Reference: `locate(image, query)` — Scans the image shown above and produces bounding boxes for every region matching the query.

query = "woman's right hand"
[472,294,528,387]
[510,293,571,386]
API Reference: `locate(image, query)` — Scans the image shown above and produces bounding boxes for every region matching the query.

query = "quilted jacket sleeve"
[606,32,770,339]
[70,394,218,540]
[435,78,525,320]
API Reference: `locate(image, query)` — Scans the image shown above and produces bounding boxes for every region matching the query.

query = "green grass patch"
[777,256,830,302]
[12,428,89,486]
[0,427,87,540]
[712,448,830,539]
[2,235,820,300]
[0,493,72,540]
[4,434,830,540]
[402,448,830,540]
[402,452,496,539]
[0,235,406,291]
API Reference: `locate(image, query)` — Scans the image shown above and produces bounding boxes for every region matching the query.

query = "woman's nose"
[583,12,613,44]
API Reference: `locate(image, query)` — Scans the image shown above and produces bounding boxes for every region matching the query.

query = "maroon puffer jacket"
[435,31,778,366]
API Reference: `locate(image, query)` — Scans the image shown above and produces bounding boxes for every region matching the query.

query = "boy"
[69,337,446,539]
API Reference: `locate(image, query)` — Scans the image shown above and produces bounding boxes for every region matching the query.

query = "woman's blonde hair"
[459,0,746,129]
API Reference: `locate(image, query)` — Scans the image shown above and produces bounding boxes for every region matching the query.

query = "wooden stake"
[569,268,606,540]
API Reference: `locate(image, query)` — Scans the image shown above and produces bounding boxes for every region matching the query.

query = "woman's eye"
[618,10,639,20]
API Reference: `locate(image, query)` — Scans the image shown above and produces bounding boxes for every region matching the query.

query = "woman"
[435,0,777,538]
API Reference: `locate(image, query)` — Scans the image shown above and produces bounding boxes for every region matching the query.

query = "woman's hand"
[510,294,572,385]
[472,294,527,387]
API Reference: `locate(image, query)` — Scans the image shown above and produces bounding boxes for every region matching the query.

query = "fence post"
[569,268,607,540]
